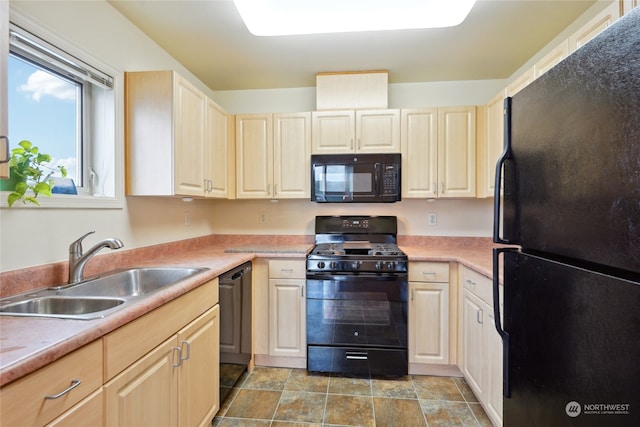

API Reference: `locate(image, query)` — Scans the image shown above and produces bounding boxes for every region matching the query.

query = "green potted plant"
[1,140,67,207]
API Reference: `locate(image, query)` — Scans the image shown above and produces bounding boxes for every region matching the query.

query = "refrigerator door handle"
[493,247,513,398]
[493,97,513,245]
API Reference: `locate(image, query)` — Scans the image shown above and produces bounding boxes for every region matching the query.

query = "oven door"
[306,274,407,348]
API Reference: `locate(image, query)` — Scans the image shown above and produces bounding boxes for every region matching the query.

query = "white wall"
[0,0,609,272]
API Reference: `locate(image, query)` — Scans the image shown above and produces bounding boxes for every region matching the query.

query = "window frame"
[1,10,123,209]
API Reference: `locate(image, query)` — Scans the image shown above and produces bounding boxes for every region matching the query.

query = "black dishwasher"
[219,262,252,402]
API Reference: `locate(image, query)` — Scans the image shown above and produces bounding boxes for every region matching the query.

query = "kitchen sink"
[0,297,125,317]
[60,267,208,298]
[0,267,209,320]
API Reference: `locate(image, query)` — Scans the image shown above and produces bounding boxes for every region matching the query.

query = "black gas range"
[306,215,408,276]
[306,216,408,377]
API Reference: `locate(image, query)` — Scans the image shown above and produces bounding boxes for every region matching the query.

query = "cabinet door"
[269,278,306,357]
[485,309,504,427]
[273,112,311,198]
[174,74,207,196]
[178,306,220,427]
[462,290,485,400]
[478,92,505,198]
[535,40,569,78]
[105,336,179,427]
[236,113,273,198]
[438,106,476,198]
[311,110,355,154]
[356,109,400,153]
[401,109,438,198]
[206,98,230,198]
[409,282,450,364]
[569,0,620,51]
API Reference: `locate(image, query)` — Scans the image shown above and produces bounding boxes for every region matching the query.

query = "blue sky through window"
[8,54,78,182]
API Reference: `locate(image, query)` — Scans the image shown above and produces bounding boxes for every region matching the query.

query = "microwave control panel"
[382,164,400,195]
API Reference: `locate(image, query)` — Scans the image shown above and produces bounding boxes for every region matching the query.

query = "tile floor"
[213,366,493,426]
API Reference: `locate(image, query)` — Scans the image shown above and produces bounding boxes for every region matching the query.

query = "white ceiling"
[108,0,599,91]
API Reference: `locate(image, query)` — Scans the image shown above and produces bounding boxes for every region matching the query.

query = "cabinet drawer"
[269,259,305,279]
[408,261,449,283]
[462,266,493,307]
[0,340,103,427]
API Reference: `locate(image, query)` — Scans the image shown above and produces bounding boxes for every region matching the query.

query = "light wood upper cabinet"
[534,40,569,78]
[236,112,310,199]
[312,109,400,154]
[206,98,234,198]
[274,112,311,198]
[477,92,505,198]
[569,0,621,51]
[401,108,438,198]
[506,67,535,97]
[125,70,230,198]
[439,106,476,198]
[174,75,207,196]
[401,107,476,198]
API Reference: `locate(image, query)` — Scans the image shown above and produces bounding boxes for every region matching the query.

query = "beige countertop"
[0,237,498,387]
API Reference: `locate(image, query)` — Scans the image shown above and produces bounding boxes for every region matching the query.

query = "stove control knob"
[329,261,338,269]
[351,261,361,270]
[375,261,383,270]
[386,261,396,270]
[317,261,325,269]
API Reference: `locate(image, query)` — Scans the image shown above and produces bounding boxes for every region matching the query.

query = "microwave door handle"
[374,163,380,195]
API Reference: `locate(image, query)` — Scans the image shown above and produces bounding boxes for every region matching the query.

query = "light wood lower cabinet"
[460,266,503,427]
[46,389,104,427]
[0,340,103,427]
[268,260,306,359]
[105,306,219,427]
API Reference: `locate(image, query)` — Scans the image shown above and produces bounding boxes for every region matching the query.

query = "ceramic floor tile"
[218,418,271,427]
[453,377,479,403]
[271,422,323,427]
[328,375,372,396]
[324,394,375,427]
[242,366,291,390]
[371,376,416,399]
[273,390,327,423]
[220,363,248,387]
[373,397,426,427]
[224,389,282,419]
[285,368,330,393]
[419,400,479,427]
[469,402,494,427]
[217,386,240,417]
[411,376,465,401]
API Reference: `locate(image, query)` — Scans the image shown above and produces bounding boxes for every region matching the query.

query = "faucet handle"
[69,231,95,256]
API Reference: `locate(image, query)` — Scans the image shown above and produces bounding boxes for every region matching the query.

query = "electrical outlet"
[259,211,267,224]
[184,211,191,226]
[427,212,437,226]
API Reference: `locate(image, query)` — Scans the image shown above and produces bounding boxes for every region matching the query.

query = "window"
[5,20,120,207]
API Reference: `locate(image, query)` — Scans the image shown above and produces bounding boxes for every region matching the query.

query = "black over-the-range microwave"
[311,153,401,203]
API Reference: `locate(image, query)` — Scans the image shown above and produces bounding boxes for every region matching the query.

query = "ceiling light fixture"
[232,0,477,36]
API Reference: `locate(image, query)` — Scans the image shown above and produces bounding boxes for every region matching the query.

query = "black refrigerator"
[493,7,640,427]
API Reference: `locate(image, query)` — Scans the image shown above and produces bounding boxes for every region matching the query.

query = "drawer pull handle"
[181,341,191,361]
[281,268,294,273]
[45,379,81,399]
[466,279,477,286]
[423,271,436,275]
[172,346,183,367]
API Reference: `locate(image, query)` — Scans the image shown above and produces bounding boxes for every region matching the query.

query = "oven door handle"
[345,351,368,360]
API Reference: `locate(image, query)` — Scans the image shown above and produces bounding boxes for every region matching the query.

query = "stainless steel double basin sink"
[0,267,209,320]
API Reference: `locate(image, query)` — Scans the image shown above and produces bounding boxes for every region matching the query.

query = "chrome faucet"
[68,231,124,284]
